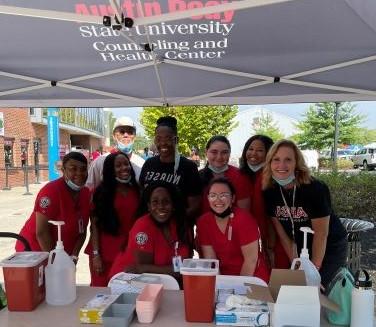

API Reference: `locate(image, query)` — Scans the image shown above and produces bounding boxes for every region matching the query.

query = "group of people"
[15,115,347,290]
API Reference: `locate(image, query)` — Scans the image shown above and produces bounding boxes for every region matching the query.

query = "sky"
[110,101,376,136]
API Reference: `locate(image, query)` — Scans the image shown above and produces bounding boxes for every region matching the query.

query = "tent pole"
[332,102,340,173]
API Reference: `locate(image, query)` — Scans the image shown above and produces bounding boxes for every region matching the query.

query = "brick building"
[0,108,105,188]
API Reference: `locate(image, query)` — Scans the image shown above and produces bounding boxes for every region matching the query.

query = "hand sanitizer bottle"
[45,221,76,305]
[351,269,374,327]
[291,227,321,287]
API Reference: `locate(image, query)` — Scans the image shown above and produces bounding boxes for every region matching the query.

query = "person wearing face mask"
[16,152,91,263]
[196,178,269,282]
[85,152,140,286]
[199,136,249,214]
[109,182,193,284]
[262,140,347,288]
[139,116,202,222]
[86,116,144,191]
[240,135,274,244]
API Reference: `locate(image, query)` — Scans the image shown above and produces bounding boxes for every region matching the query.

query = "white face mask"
[208,164,229,174]
[65,179,83,192]
[272,173,295,186]
[117,141,134,155]
[247,162,264,172]
[116,176,132,184]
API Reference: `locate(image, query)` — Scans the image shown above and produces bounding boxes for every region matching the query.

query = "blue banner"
[47,108,60,181]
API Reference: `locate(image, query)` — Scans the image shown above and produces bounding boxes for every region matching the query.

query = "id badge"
[172,256,182,272]
[78,218,84,234]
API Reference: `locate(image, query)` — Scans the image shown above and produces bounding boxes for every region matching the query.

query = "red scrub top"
[201,165,249,213]
[16,177,91,255]
[243,171,269,242]
[85,187,139,262]
[109,214,191,278]
[197,207,270,282]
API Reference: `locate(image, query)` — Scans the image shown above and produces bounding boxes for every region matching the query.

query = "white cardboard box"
[273,285,320,327]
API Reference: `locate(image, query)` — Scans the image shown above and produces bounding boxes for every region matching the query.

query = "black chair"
[0,232,31,251]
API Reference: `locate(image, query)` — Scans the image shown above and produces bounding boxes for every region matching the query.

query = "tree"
[140,106,238,155]
[252,112,284,141]
[296,102,364,150]
[357,129,376,145]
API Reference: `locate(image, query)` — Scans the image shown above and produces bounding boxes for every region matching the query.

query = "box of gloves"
[215,288,269,326]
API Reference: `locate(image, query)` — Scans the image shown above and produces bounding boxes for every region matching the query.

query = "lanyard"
[279,185,297,244]
[227,213,234,241]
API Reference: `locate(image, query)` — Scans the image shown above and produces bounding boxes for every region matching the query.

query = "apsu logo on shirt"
[39,196,51,209]
[135,232,148,246]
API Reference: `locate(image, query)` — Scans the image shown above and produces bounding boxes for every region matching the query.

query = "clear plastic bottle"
[351,269,374,327]
[45,221,76,305]
[290,227,321,287]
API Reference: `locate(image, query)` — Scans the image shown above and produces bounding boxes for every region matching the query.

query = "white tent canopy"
[0,0,375,107]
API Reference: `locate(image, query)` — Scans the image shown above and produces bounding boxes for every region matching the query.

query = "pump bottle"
[290,227,321,287]
[351,269,374,327]
[45,221,76,305]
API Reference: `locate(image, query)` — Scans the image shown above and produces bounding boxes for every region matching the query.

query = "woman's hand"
[92,255,104,275]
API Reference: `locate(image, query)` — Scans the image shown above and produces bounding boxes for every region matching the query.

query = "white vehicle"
[319,149,354,160]
[352,147,376,170]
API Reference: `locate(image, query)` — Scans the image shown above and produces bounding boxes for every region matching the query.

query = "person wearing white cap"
[86,116,145,191]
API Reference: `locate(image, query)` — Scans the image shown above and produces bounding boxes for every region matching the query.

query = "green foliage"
[313,171,376,221]
[356,129,376,145]
[134,135,151,152]
[252,112,284,141]
[319,158,354,170]
[140,106,238,155]
[296,102,364,150]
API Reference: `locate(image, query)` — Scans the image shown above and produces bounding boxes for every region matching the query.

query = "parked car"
[351,147,376,170]
[319,149,354,160]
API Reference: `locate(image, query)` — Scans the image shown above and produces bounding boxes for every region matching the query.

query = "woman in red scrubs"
[199,135,249,214]
[196,178,269,282]
[86,152,140,286]
[16,152,90,263]
[109,182,193,284]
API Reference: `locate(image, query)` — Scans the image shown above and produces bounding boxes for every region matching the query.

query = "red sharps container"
[180,259,219,322]
[1,252,49,311]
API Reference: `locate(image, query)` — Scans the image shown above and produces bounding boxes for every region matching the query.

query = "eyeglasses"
[115,127,135,135]
[207,192,232,201]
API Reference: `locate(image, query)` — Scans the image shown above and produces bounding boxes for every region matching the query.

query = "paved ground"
[0,182,375,288]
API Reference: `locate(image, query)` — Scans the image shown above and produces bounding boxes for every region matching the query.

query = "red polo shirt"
[16,177,90,255]
[109,214,191,278]
[197,207,269,282]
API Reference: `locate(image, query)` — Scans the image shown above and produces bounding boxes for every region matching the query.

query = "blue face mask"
[208,164,229,174]
[272,174,295,187]
[116,176,131,184]
[247,162,264,172]
[117,141,133,155]
[65,179,83,192]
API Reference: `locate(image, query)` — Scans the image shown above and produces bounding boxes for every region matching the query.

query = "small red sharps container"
[180,259,219,322]
[1,252,49,311]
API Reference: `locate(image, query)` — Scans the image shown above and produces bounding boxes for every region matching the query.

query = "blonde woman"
[262,140,347,288]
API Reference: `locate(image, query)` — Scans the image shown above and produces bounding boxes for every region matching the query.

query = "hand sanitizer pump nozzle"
[45,220,76,305]
[291,227,321,287]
